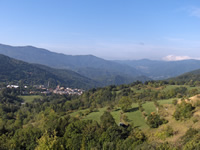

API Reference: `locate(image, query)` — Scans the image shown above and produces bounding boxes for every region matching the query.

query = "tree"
[35,131,64,150]
[118,96,132,112]
[138,102,144,112]
[100,111,116,129]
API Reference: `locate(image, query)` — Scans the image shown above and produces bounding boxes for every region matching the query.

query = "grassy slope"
[70,99,174,129]
[69,84,200,129]
[20,95,43,103]
[69,84,200,144]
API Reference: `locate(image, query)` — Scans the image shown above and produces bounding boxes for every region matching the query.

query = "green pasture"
[20,95,43,103]
[70,98,174,129]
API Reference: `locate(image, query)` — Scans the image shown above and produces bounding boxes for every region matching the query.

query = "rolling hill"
[0,54,99,89]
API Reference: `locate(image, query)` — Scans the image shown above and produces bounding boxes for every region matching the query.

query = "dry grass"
[146,97,200,144]
[145,104,175,142]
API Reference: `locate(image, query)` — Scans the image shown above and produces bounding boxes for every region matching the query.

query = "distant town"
[6,84,84,96]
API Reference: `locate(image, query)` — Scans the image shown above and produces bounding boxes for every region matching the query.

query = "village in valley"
[52,85,84,95]
[5,84,84,96]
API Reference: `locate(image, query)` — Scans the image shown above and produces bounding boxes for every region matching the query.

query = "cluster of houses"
[7,85,28,89]
[52,85,84,95]
[7,85,19,88]
[6,84,84,96]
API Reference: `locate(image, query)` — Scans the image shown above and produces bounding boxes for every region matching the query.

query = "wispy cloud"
[181,6,200,18]
[190,7,200,18]
[163,55,200,61]
[179,6,200,18]
[164,37,185,42]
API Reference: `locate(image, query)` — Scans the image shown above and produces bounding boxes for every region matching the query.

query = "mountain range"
[1,43,200,86]
[0,44,149,85]
[115,59,200,80]
[0,54,99,89]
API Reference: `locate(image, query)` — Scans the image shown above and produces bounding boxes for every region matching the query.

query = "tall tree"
[118,96,132,112]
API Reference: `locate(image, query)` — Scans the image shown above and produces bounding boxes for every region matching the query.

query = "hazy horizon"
[1,0,200,60]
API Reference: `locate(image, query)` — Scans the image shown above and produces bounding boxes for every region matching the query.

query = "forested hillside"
[0,44,148,85]
[1,80,200,149]
[0,54,99,89]
[169,69,200,84]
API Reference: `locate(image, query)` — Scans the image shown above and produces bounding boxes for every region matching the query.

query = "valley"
[2,0,200,149]
[1,44,200,149]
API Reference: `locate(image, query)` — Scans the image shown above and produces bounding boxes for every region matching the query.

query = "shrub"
[173,101,195,121]
[172,99,178,105]
[155,125,174,140]
[181,128,198,144]
[146,113,168,128]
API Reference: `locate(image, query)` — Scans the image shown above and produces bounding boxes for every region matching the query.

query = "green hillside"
[169,69,200,84]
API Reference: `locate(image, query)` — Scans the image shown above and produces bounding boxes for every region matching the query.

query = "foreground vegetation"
[1,81,200,149]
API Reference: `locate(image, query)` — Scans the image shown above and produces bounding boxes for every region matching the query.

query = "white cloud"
[163,55,195,61]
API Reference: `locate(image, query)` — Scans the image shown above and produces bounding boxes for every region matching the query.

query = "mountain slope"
[0,44,142,85]
[116,59,200,80]
[0,54,99,89]
[169,69,200,83]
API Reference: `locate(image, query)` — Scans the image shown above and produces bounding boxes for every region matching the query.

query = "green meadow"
[70,98,174,129]
[20,95,43,103]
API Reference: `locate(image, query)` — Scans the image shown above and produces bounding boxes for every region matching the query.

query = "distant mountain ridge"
[0,43,149,85]
[0,54,99,89]
[115,59,200,80]
[1,43,200,82]
[0,44,138,72]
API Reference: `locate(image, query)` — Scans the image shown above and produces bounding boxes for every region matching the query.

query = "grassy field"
[125,103,148,129]
[68,85,200,143]
[83,107,107,122]
[70,98,174,129]
[20,95,43,103]
[125,99,174,129]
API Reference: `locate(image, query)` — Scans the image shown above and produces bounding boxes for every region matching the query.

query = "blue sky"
[0,0,200,60]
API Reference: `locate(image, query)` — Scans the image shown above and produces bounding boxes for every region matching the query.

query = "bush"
[194,100,200,107]
[181,128,198,144]
[146,113,168,128]
[173,101,195,121]
[172,99,178,105]
[155,125,174,140]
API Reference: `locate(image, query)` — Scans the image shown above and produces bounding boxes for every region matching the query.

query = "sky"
[0,0,200,60]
